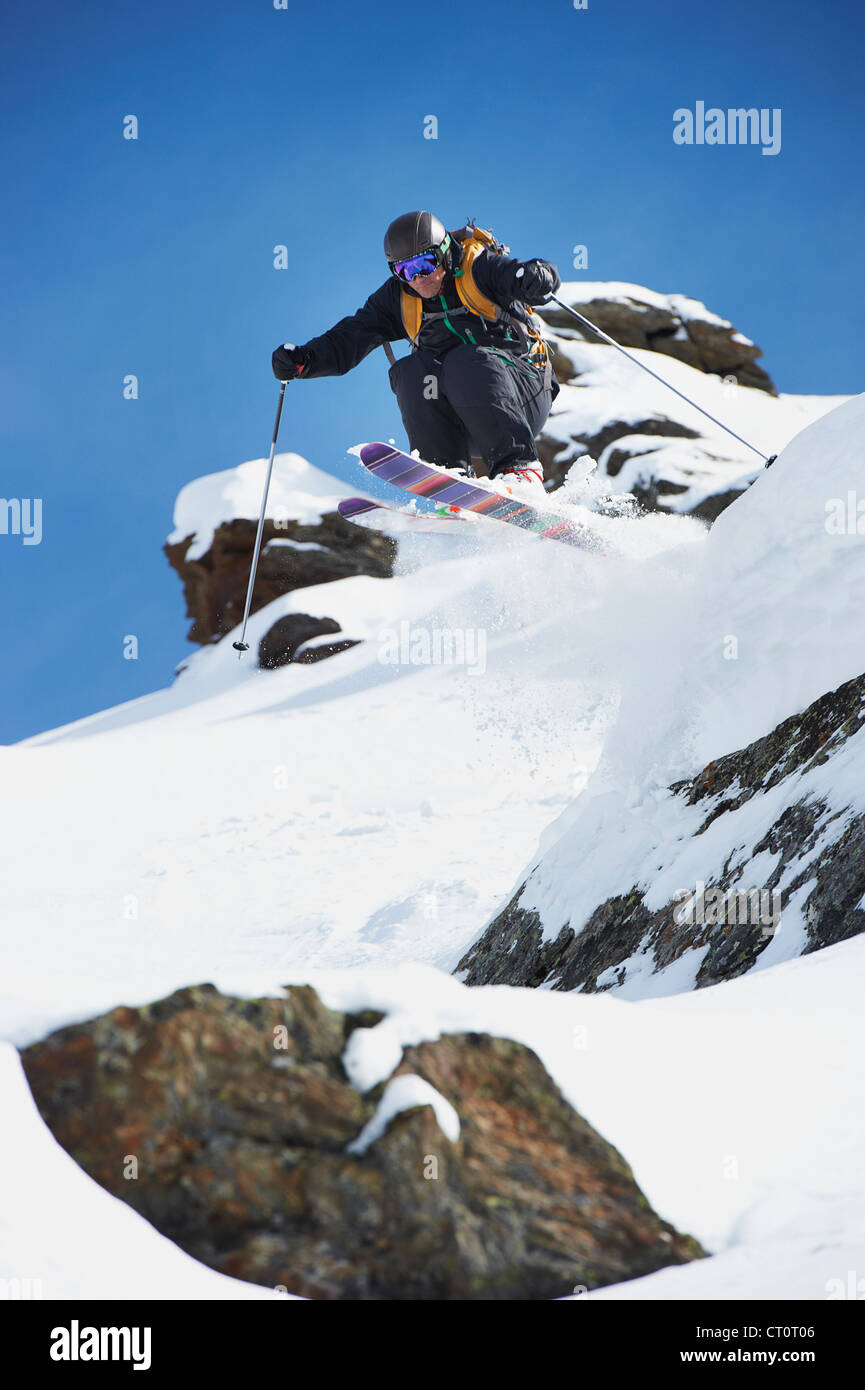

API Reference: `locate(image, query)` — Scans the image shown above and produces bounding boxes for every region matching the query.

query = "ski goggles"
[390,248,441,282]
[389,233,450,283]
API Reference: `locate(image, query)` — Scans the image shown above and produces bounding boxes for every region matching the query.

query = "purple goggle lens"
[392,249,439,282]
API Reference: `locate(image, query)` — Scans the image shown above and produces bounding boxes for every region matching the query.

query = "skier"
[272,211,562,497]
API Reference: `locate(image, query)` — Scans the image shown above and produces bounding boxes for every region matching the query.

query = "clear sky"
[1,0,863,742]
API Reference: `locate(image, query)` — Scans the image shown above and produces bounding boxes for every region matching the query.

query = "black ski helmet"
[384,211,450,269]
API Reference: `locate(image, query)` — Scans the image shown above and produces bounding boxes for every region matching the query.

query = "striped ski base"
[358,442,598,551]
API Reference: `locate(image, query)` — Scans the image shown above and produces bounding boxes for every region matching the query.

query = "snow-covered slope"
[459,392,865,996]
[3,388,863,1301]
[6,529,617,1033]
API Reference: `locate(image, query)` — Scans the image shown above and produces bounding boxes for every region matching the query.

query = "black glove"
[272,343,309,381]
[514,260,561,305]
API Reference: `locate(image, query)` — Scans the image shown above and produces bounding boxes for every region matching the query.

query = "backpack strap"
[455,229,552,381]
[452,228,505,324]
[400,287,423,346]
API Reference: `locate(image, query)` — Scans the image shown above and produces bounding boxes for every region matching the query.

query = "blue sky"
[1,0,863,742]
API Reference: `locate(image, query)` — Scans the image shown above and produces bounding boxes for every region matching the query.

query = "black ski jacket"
[296,239,561,379]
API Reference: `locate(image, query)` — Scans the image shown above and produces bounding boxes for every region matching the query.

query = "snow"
[346,1073,460,1154]
[168,452,372,561]
[264,538,329,553]
[2,379,864,1300]
[579,1223,864,1301]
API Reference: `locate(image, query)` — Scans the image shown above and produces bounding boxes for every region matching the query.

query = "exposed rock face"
[538,290,776,394]
[165,514,395,648]
[536,415,708,506]
[535,286,776,507]
[538,421,761,514]
[459,672,865,994]
[20,985,704,1300]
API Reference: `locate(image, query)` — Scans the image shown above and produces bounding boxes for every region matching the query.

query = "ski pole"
[232,381,288,655]
[546,293,776,467]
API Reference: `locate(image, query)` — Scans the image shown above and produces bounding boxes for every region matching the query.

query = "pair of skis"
[339,442,604,551]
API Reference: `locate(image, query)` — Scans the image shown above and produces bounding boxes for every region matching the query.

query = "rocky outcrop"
[538,290,776,394]
[538,423,760,513]
[536,416,706,502]
[165,514,395,649]
[20,984,704,1300]
[459,671,865,994]
[535,287,776,506]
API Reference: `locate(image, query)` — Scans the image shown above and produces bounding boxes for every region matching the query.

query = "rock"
[459,671,865,994]
[20,985,705,1300]
[535,285,778,511]
[257,614,360,669]
[537,416,701,488]
[688,484,754,525]
[537,288,776,394]
[538,421,759,516]
[165,514,395,648]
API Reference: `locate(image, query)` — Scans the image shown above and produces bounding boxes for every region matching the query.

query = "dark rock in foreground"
[21,985,704,1300]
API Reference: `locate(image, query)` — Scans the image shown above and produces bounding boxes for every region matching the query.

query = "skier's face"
[409,263,447,297]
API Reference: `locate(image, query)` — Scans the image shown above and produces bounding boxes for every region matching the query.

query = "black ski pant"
[388,344,552,479]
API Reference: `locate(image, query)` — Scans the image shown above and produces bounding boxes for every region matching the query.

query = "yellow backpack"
[387,224,551,377]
